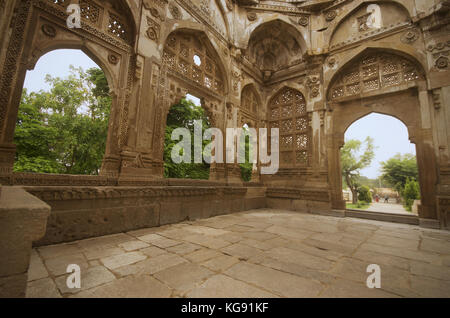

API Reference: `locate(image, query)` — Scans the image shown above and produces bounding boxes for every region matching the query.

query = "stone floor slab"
[26,209,450,298]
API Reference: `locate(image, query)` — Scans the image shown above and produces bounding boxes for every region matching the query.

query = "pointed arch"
[325,0,413,48]
[245,19,307,72]
[240,84,261,116]
[327,49,426,102]
[162,29,228,96]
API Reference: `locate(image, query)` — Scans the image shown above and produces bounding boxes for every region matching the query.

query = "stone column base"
[419,218,441,230]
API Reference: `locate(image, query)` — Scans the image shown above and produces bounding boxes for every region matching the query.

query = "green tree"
[358,185,372,203]
[239,126,254,182]
[163,98,211,179]
[380,153,418,195]
[341,137,375,204]
[403,178,420,211]
[14,66,111,175]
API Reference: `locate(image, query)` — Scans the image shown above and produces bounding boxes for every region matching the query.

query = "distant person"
[375,195,379,203]
[384,195,389,203]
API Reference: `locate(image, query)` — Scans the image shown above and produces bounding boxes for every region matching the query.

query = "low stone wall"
[266,187,332,214]
[24,185,267,246]
[0,187,50,297]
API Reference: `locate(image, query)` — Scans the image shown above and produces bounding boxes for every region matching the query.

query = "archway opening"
[14,49,112,175]
[239,123,255,182]
[341,113,420,215]
[163,93,211,180]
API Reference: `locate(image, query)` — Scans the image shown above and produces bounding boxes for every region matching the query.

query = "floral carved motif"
[42,24,57,37]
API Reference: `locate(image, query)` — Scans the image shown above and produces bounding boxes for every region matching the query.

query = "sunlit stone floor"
[26,209,450,298]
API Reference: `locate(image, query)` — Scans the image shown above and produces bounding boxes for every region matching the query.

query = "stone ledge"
[0,187,51,298]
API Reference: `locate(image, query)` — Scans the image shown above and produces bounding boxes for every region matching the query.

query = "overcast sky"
[23,49,416,179]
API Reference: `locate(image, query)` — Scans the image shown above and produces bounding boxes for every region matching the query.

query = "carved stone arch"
[123,0,141,35]
[240,17,306,52]
[327,48,426,103]
[325,0,413,49]
[268,87,310,167]
[25,41,119,95]
[326,49,438,220]
[0,0,138,177]
[244,19,307,74]
[162,28,229,96]
[239,84,260,121]
[213,0,231,41]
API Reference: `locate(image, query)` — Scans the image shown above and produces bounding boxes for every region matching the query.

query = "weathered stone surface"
[83,247,125,261]
[55,266,116,295]
[225,262,324,297]
[101,252,147,270]
[0,187,50,297]
[25,210,450,298]
[154,263,214,294]
[71,275,172,298]
[319,279,400,298]
[114,253,187,276]
[201,255,240,272]
[26,278,61,298]
[186,275,277,298]
[45,253,89,277]
[183,249,223,263]
[27,250,49,282]
[119,240,150,252]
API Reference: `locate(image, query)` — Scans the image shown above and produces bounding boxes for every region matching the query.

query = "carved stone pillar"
[328,132,346,210]
[414,129,438,220]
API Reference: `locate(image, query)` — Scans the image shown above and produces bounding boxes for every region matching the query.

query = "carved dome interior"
[246,20,305,73]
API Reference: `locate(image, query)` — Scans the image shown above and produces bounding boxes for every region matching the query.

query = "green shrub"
[403,178,420,211]
[357,185,372,203]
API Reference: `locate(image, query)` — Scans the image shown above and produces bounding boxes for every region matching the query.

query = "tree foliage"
[14,66,111,175]
[341,137,375,204]
[163,99,211,179]
[239,126,254,182]
[403,178,420,211]
[380,153,418,194]
[358,185,372,203]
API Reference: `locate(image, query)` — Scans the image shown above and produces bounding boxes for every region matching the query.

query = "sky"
[23,50,416,179]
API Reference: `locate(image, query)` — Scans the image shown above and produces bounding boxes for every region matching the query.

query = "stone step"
[345,209,419,225]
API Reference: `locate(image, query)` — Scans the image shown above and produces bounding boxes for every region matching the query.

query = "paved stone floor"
[366,203,412,215]
[26,209,450,298]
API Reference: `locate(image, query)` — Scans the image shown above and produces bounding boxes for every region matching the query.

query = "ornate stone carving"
[226,0,233,11]
[108,53,119,65]
[162,31,224,94]
[427,40,450,70]
[298,15,309,27]
[146,16,160,42]
[401,28,419,44]
[330,53,423,100]
[327,56,337,67]
[247,12,257,22]
[200,0,210,16]
[169,2,182,19]
[325,10,337,22]
[436,56,449,69]
[432,89,442,110]
[306,75,321,98]
[269,88,310,167]
[240,85,259,119]
[357,12,372,32]
[41,24,56,37]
